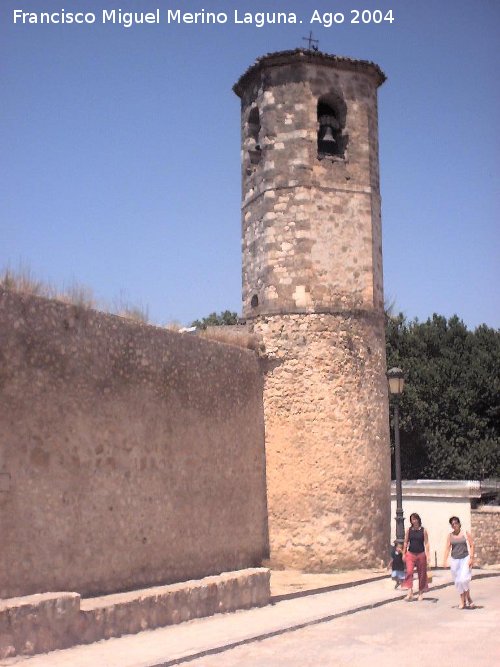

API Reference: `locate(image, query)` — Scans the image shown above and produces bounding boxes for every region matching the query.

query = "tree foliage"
[386,314,500,480]
[191,310,239,329]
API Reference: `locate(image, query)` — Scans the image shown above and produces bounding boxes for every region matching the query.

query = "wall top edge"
[394,479,499,493]
[391,480,483,498]
[0,287,257,359]
[233,48,386,97]
[472,505,500,513]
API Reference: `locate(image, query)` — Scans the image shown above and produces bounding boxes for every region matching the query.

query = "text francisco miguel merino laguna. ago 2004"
[12,7,397,28]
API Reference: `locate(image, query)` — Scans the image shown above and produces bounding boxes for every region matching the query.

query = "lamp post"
[387,367,405,541]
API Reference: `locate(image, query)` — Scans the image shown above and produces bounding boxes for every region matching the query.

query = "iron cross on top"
[302,31,319,51]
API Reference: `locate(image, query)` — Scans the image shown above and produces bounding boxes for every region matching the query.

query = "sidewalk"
[2,567,499,667]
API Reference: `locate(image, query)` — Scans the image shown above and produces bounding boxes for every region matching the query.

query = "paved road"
[181,577,500,667]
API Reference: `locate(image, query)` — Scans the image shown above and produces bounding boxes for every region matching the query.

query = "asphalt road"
[182,576,500,666]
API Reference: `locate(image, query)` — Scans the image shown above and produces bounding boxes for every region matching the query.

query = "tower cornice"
[233,48,386,97]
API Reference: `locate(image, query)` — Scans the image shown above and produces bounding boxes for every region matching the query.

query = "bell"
[321,125,336,143]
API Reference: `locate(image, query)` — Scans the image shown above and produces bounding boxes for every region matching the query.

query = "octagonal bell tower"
[234,49,391,569]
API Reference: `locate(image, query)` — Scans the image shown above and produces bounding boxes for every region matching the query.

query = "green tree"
[386,314,500,480]
[191,310,239,329]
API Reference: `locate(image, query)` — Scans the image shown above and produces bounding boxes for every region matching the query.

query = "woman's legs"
[450,557,472,608]
[465,589,475,607]
[450,558,474,609]
[402,551,416,599]
[414,552,428,598]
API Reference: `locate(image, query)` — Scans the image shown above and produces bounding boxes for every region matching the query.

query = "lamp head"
[386,367,405,395]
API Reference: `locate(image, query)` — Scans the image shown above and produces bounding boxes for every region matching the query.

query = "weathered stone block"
[0,592,80,659]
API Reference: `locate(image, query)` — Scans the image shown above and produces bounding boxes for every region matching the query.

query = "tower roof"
[233,49,386,97]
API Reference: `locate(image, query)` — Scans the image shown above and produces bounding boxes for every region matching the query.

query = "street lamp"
[387,367,405,541]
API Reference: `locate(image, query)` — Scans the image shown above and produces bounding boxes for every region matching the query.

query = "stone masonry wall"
[471,506,500,566]
[0,288,268,599]
[252,312,390,570]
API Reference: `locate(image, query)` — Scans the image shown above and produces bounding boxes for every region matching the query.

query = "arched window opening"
[247,107,262,166]
[317,99,346,159]
[250,294,259,308]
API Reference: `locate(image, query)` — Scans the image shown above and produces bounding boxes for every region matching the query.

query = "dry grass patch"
[199,325,260,351]
[0,267,149,324]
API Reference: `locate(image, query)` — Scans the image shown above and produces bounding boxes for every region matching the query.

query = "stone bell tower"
[233,49,391,569]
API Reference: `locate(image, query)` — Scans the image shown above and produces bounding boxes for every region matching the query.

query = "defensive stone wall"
[471,506,500,566]
[0,288,268,599]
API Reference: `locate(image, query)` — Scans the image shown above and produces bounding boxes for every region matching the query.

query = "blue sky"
[1,0,499,328]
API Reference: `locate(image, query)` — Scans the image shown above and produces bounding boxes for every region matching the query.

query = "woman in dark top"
[402,512,430,601]
[443,515,475,609]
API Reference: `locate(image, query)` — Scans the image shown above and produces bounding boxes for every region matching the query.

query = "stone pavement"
[1,567,499,667]
[184,575,500,666]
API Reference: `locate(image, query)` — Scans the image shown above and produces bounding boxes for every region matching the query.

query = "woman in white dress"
[443,516,475,609]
